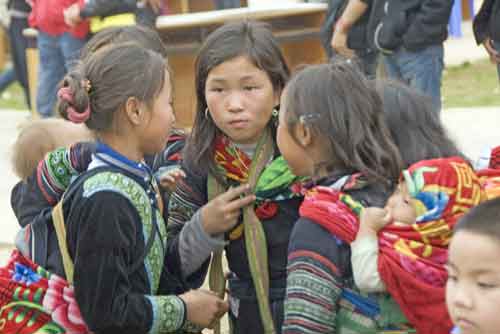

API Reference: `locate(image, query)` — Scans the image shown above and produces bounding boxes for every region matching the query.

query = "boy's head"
[385,157,483,225]
[11,119,94,180]
[446,197,500,334]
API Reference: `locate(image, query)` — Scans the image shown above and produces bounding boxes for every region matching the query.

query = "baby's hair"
[57,43,168,132]
[376,80,466,167]
[11,119,94,180]
[454,197,500,241]
[184,20,290,180]
[283,59,402,186]
[80,25,168,60]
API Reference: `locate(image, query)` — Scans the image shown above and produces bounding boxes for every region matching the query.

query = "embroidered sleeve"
[37,142,94,204]
[146,295,186,333]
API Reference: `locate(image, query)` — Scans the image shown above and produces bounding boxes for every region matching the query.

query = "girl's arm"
[166,169,226,283]
[283,218,347,333]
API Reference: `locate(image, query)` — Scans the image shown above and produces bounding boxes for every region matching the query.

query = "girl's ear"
[273,88,282,109]
[124,97,146,126]
[294,122,312,148]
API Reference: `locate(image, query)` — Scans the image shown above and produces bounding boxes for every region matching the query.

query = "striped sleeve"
[283,249,343,333]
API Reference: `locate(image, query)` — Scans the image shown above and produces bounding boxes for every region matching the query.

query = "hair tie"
[67,105,91,124]
[57,86,74,103]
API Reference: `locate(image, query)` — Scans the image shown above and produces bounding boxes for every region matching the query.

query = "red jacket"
[29,0,89,39]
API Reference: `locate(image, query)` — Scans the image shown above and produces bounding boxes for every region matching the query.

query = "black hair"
[283,60,403,186]
[376,80,467,167]
[80,25,168,60]
[454,197,500,241]
[58,43,167,133]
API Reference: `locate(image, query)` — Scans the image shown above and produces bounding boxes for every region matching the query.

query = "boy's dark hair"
[376,80,467,167]
[284,60,402,186]
[58,43,167,132]
[455,197,500,240]
[80,25,168,60]
[183,21,290,182]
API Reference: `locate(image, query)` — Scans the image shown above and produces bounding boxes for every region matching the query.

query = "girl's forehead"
[207,56,265,80]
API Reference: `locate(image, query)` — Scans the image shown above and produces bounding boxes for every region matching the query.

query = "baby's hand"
[158,168,186,192]
[359,207,391,235]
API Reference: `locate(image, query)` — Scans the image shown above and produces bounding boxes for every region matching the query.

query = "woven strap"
[243,129,275,334]
[207,129,276,334]
[207,176,227,334]
[52,198,75,285]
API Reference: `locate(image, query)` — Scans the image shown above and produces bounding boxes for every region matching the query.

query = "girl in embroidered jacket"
[167,21,304,333]
[278,61,415,333]
[3,44,229,334]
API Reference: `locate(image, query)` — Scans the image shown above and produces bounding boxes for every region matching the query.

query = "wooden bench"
[23,2,327,126]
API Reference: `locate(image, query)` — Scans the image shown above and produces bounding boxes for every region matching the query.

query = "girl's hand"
[201,184,255,235]
[158,168,186,192]
[358,207,391,237]
[180,289,229,328]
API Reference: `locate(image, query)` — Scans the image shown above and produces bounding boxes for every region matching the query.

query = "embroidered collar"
[93,141,153,183]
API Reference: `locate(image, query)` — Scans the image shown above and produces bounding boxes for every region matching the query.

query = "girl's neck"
[98,132,143,163]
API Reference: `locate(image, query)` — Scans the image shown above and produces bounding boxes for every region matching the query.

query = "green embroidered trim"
[147,295,185,333]
[83,172,165,294]
[45,147,77,191]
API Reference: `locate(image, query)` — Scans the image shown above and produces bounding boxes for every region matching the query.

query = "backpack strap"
[52,199,74,285]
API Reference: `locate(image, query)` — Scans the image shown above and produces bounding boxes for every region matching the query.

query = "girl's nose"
[226,91,244,112]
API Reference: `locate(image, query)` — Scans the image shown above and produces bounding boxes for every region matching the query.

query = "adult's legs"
[59,32,86,72]
[9,17,30,108]
[383,45,444,113]
[36,32,66,118]
[0,67,16,92]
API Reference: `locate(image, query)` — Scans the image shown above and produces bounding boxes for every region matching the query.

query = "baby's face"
[446,231,500,334]
[385,182,417,225]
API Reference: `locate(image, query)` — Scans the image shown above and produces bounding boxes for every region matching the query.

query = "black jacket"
[7,0,31,13]
[366,0,453,52]
[473,0,500,44]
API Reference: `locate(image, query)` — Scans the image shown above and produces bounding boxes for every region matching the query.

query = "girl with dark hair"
[3,43,228,333]
[376,79,467,168]
[279,61,413,333]
[167,21,303,333]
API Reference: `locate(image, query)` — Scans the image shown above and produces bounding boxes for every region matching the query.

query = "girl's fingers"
[224,194,256,213]
[220,184,251,202]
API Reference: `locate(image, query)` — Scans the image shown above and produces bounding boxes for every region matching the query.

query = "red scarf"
[300,157,483,334]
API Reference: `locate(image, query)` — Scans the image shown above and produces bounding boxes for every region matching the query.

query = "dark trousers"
[8,17,30,108]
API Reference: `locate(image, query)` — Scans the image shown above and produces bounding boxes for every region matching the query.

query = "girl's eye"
[478,282,498,289]
[210,88,224,93]
[244,86,258,91]
[447,274,458,282]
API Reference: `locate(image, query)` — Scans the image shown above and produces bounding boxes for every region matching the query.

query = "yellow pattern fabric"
[90,14,135,33]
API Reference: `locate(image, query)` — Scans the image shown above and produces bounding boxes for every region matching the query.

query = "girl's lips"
[456,317,476,331]
[229,120,249,128]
